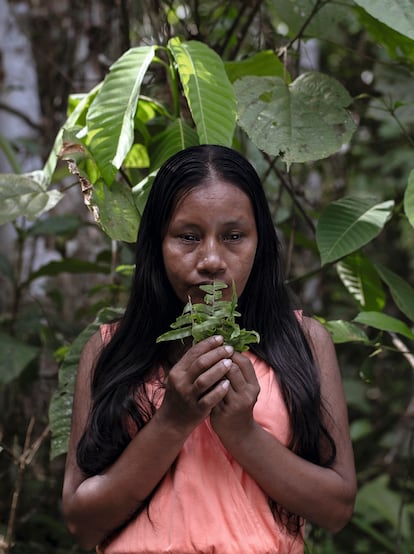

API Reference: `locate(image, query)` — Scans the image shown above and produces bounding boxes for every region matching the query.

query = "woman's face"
[162,178,258,305]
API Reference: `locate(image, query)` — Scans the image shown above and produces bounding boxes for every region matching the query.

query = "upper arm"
[63,330,103,500]
[302,317,357,491]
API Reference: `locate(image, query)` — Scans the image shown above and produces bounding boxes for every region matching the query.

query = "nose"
[196,239,226,277]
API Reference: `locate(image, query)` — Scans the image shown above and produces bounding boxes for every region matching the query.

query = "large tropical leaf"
[43,84,102,183]
[25,258,110,284]
[0,172,63,225]
[405,168,414,227]
[322,319,370,344]
[337,252,385,310]
[85,46,156,184]
[0,332,39,385]
[49,307,124,459]
[267,0,355,41]
[225,51,288,83]
[354,311,414,340]
[149,118,199,171]
[92,180,141,243]
[316,197,394,265]
[354,0,414,40]
[355,475,412,538]
[356,6,414,63]
[374,263,414,321]
[168,38,237,146]
[234,72,356,167]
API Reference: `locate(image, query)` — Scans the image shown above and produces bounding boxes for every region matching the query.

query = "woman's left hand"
[210,351,260,440]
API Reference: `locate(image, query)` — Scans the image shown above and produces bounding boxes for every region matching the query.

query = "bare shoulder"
[71,329,105,424]
[301,315,335,356]
[301,314,331,340]
[299,315,343,399]
[77,329,104,381]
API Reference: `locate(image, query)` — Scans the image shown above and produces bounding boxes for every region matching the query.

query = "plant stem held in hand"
[156,281,259,352]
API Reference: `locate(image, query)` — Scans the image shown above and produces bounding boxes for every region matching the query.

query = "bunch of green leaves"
[156,281,259,352]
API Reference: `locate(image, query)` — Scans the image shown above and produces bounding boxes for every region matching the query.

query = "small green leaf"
[157,281,259,352]
[337,253,385,310]
[353,311,414,340]
[225,51,288,83]
[316,197,394,265]
[374,262,414,322]
[124,144,150,169]
[350,418,373,441]
[322,319,370,344]
[404,169,414,227]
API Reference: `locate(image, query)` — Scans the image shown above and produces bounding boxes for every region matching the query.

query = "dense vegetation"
[0,1,413,552]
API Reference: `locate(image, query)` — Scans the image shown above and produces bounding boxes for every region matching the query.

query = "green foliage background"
[0,1,413,552]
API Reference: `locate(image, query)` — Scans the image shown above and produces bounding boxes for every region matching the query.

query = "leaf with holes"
[234,72,356,167]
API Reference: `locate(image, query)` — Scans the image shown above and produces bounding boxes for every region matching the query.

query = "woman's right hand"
[158,335,234,433]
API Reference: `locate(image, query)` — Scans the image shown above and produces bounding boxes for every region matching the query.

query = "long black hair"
[77,144,336,531]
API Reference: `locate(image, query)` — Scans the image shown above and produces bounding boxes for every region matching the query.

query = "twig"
[383,333,414,465]
[261,152,316,233]
[1,419,50,553]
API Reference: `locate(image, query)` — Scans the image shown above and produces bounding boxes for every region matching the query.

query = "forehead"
[172,179,254,218]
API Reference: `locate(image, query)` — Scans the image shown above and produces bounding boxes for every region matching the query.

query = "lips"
[187,282,231,303]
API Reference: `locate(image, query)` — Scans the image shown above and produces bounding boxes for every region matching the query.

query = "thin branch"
[0,102,42,132]
[261,152,316,234]
[383,334,414,466]
[279,0,330,54]
[227,0,264,60]
[216,2,249,57]
[2,420,50,553]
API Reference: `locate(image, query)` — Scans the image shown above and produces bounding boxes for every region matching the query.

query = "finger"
[193,358,233,398]
[224,362,246,393]
[231,352,257,384]
[181,340,234,383]
[197,378,230,410]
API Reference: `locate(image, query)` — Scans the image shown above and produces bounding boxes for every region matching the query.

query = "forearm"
[63,409,189,549]
[218,421,356,533]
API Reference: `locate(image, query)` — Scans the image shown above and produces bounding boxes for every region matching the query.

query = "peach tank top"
[97,324,304,554]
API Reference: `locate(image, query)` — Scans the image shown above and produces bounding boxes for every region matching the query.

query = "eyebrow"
[171,216,252,227]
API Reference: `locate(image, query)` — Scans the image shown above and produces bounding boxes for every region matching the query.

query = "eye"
[224,232,242,241]
[180,233,199,242]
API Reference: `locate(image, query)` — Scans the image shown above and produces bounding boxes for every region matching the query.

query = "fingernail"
[224,344,234,355]
[221,379,230,390]
[213,335,224,343]
[223,358,232,368]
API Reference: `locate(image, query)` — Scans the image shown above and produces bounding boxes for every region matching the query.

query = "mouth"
[188,281,231,303]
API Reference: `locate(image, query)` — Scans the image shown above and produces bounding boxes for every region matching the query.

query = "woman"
[62,144,357,553]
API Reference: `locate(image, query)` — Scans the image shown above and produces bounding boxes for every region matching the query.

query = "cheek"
[162,242,186,283]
